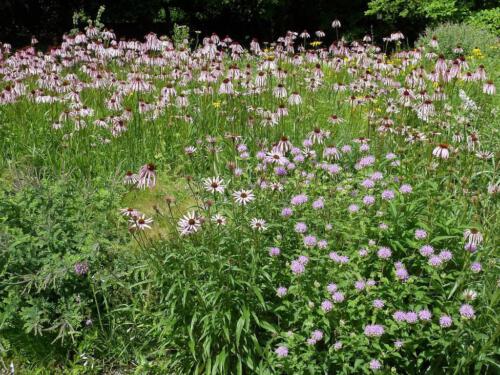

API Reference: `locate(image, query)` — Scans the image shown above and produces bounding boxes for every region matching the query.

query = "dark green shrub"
[417,22,499,58]
[0,174,126,365]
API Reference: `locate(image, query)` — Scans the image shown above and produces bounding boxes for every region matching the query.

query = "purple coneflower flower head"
[381,189,395,200]
[295,222,307,233]
[74,261,89,276]
[369,359,382,371]
[137,163,157,189]
[373,299,385,309]
[428,255,443,267]
[281,207,293,217]
[415,229,427,240]
[177,212,200,236]
[364,324,384,337]
[250,218,267,231]
[269,247,281,256]
[311,330,324,341]
[399,184,412,194]
[464,242,477,252]
[332,291,345,303]
[439,250,453,261]
[291,193,308,205]
[312,198,325,209]
[405,311,418,324]
[418,309,432,321]
[291,260,305,275]
[203,176,226,194]
[420,245,434,257]
[123,171,139,185]
[274,166,287,176]
[298,255,309,265]
[393,311,406,322]
[321,300,333,312]
[464,228,483,246]
[361,179,375,189]
[304,235,317,247]
[327,283,338,293]
[395,267,409,281]
[275,346,288,357]
[470,262,482,273]
[130,215,154,231]
[318,239,328,249]
[459,304,475,319]
[306,338,317,345]
[439,315,453,327]
[355,280,366,290]
[377,247,392,259]
[363,195,375,205]
[359,155,376,167]
[232,190,255,205]
[348,204,359,213]
[276,287,288,297]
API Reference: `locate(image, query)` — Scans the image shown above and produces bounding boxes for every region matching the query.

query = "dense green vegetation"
[0,16,499,374]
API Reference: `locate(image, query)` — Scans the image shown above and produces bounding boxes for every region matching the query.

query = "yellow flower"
[310,41,322,47]
[212,101,221,109]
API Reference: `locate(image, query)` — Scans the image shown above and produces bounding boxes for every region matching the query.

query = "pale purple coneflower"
[464,228,483,246]
[203,176,225,194]
[432,144,450,159]
[250,218,267,231]
[137,163,157,189]
[211,214,227,226]
[129,215,154,231]
[232,190,255,205]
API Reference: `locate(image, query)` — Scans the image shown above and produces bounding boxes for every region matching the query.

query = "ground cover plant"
[0,20,499,374]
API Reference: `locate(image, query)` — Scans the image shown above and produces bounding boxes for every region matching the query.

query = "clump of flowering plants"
[0,21,498,374]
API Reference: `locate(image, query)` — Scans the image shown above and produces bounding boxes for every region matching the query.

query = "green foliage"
[366,0,499,26]
[71,5,106,35]
[0,173,126,364]
[172,23,190,47]
[467,8,500,35]
[0,18,499,374]
[417,22,499,58]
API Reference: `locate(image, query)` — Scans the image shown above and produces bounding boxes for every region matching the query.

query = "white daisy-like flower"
[120,207,140,217]
[232,190,255,205]
[250,218,267,231]
[211,214,227,226]
[129,215,153,231]
[265,151,288,165]
[177,211,202,236]
[203,176,226,194]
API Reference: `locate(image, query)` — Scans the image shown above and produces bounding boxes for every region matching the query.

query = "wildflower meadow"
[0,17,499,375]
